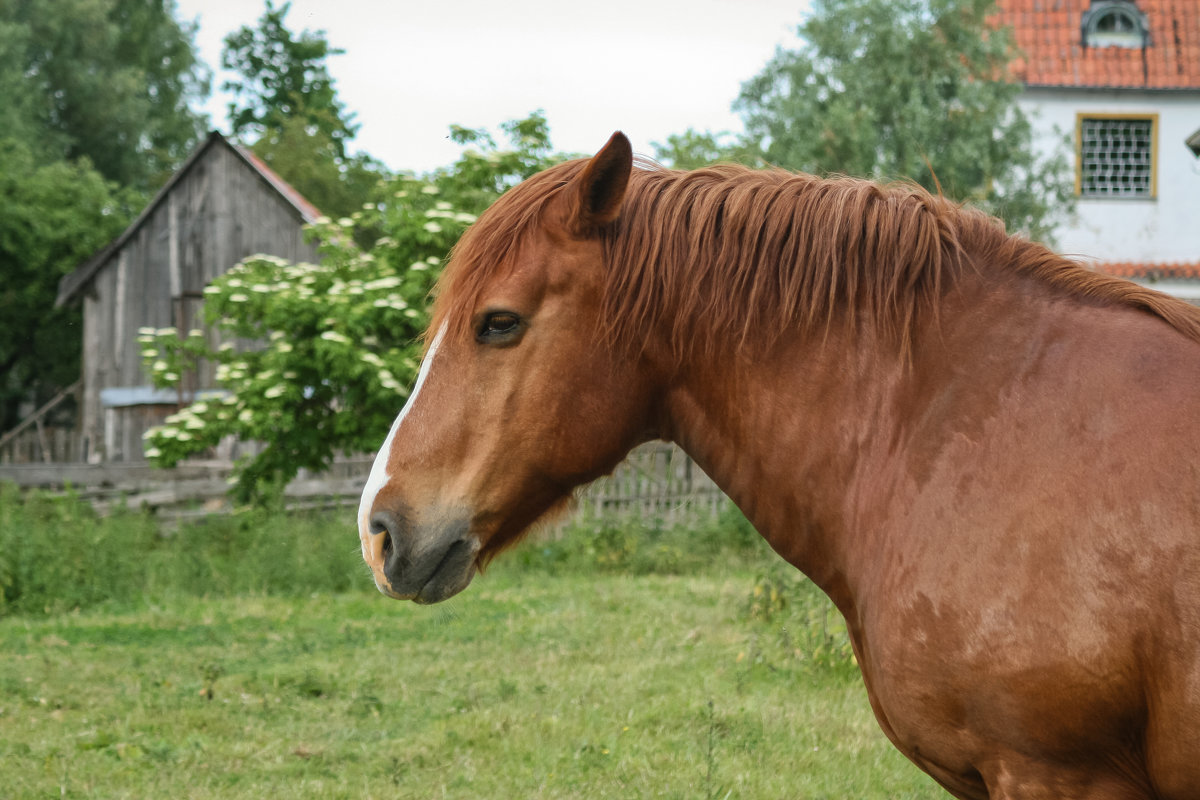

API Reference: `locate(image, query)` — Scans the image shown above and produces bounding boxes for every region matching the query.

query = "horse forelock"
[430,157,1200,363]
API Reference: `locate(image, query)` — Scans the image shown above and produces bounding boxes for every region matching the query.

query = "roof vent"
[1186,128,1200,158]
[1081,0,1150,49]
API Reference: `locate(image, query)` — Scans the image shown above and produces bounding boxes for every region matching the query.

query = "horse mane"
[431,158,1200,359]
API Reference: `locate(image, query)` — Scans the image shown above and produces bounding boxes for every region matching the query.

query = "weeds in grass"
[0,531,939,798]
[199,662,224,701]
[703,699,729,800]
[0,482,857,674]
[514,502,765,577]
[0,483,365,615]
[744,559,857,673]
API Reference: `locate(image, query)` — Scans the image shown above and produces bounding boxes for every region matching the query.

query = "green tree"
[651,129,757,170]
[222,0,356,154]
[249,111,386,226]
[3,0,209,192]
[0,139,136,432]
[220,0,383,221]
[0,15,45,153]
[435,112,562,211]
[735,0,1072,241]
[0,0,206,435]
[139,116,562,502]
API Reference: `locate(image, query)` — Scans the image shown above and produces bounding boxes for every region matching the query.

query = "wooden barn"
[54,131,322,463]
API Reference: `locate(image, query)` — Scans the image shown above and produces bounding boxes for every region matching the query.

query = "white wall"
[1019,89,1200,264]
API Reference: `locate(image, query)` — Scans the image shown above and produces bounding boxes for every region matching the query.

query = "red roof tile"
[1096,260,1200,278]
[995,0,1200,90]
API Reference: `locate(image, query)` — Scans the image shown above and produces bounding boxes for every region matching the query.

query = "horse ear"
[568,131,633,234]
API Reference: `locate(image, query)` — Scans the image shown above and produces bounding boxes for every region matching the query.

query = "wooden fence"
[0,425,81,464]
[574,443,727,526]
[0,381,82,464]
[0,443,729,525]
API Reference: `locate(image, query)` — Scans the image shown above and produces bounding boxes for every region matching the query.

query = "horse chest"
[851,574,1195,795]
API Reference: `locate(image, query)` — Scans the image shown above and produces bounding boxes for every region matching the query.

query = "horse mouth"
[376,530,479,604]
[412,538,478,604]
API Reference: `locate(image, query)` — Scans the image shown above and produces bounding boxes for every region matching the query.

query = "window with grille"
[1077,115,1157,199]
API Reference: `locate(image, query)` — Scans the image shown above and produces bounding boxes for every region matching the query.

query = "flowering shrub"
[140,116,560,503]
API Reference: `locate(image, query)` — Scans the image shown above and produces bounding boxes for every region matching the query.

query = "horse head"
[357,132,665,603]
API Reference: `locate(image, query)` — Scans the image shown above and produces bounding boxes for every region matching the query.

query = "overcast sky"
[174,0,812,174]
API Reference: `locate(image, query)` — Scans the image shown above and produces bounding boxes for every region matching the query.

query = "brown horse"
[357,132,1200,799]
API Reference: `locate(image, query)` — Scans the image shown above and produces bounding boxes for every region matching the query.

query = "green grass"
[0,489,945,797]
[0,484,367,615]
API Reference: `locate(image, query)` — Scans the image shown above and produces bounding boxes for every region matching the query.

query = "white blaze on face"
[357,322,449,556]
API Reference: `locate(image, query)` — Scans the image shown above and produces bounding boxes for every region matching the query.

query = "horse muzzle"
[364,511,480,604]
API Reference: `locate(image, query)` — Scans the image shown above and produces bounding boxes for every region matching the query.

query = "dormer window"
[1082,1,1150,49]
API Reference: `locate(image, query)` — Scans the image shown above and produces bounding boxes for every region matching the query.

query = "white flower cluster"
[203,258,333,304]
[215,359,251,382]
[327,279,366,296]
[379,369,407,395]
[424,201,477,226]
[358,351,409,395]
[147,357,179,383]
[143,393,244,454]
[371,296,408,310]
[137,326,179,344]
[363,276,402,291]
[138,191,458,471]
[408,255,441,273]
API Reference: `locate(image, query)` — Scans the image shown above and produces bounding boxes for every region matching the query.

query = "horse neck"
[658,266,1055,601]
[660,325,905,595]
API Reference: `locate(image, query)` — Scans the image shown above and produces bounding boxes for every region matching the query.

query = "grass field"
[0,495,944,798]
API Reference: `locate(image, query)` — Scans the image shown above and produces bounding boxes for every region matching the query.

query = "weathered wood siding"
[76,138,321,462]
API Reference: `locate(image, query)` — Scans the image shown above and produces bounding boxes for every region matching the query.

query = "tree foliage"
[735,0,1072,241]
[0,0,207,432]
[249,111,386,227]
[220,0,382,222]
[2,0,209,192]
[0,139,136,431]
[222,0,356,154]
[139,116,563,502]
[436,113,562,209]
[651,129,757,171]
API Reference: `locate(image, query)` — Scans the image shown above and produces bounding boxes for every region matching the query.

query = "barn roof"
[995,0,1200,90]
[56,131,323,307]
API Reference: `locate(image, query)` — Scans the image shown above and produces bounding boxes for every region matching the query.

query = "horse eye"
[476,312,523,343]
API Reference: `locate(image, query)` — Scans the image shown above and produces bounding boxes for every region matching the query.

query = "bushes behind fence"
[0,483,366,615]
[0,483,769,616]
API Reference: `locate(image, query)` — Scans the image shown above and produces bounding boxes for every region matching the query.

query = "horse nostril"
[369,511,390,537]
[369,510,404,563]
[380,530,392,559]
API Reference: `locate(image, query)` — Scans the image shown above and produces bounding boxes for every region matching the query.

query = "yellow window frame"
[1074,112,1159,199]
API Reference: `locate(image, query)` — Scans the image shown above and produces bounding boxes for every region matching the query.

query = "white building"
[997,0,1200,299]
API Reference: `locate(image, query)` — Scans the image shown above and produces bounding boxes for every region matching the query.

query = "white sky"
[174,0,811,174]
